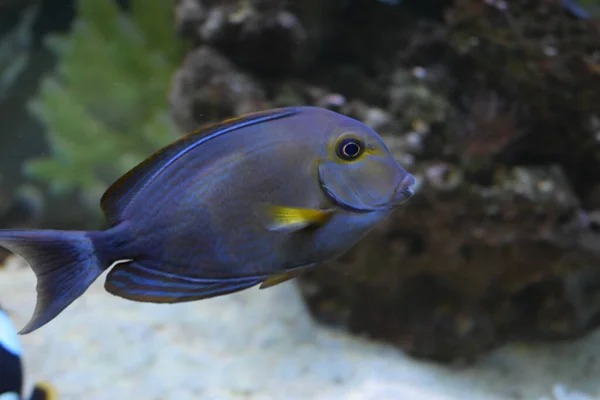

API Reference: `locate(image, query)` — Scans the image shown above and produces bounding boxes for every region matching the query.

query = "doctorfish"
[0,106,416,334]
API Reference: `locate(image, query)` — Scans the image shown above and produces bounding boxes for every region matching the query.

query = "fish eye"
[336,137,365,161]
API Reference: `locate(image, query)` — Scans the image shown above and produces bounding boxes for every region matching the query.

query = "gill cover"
[318,158,399,212]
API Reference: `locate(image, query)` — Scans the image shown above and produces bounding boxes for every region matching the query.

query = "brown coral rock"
[169,45,267,131]
[298,164,600,362]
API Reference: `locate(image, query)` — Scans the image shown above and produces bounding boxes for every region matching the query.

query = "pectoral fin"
[257,204,333,233]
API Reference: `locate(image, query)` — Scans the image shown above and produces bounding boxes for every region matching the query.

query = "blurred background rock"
[1,0,600,383]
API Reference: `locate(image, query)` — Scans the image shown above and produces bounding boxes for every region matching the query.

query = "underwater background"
[0,0,600,399]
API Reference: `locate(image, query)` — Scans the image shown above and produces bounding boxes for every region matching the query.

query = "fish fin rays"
[101,107,301,225]
[256,204,334,233]
[0,230,104,335]
[104,262,264,303]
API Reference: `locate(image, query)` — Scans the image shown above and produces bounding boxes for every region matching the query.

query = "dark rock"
[169,45,267,131]
[298,161,600,362]
[174,0,312,75]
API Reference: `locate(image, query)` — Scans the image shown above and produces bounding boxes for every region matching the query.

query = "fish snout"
[392,173,416,204]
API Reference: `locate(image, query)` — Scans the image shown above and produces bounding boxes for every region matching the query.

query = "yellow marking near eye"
[328,132,382,164]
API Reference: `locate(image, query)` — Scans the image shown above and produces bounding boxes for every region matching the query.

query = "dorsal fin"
[100,107,301,225]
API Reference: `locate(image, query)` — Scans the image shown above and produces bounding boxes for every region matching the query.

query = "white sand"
[1,256,599,400]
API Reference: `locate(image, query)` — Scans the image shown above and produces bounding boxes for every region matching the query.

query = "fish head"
[317,115,416,212]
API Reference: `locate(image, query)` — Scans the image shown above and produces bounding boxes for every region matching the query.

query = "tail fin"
[0,230,104,334]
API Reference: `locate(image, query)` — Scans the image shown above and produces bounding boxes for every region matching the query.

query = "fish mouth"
[394,187,414,202]
[390,174,416,205]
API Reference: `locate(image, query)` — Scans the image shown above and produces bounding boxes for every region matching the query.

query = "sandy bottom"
[1,256,599,400]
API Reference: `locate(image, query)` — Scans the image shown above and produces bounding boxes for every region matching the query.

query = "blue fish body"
[0,106,415,334]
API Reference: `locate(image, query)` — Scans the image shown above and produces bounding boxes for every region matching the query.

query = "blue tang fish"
[0,106,416,334]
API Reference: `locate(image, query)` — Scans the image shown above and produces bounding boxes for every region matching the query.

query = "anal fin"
[105,262,264,303]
